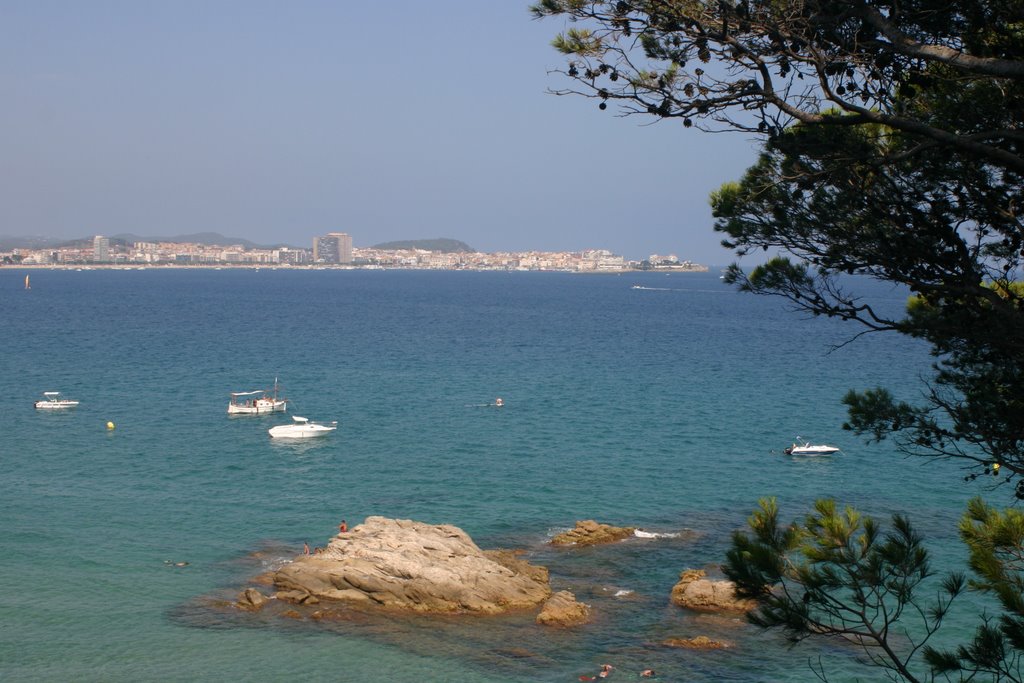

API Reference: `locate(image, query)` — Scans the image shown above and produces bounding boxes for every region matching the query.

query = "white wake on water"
[633,529,681,539]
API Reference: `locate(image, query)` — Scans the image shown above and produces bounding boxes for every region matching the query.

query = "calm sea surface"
[0,268,991,682]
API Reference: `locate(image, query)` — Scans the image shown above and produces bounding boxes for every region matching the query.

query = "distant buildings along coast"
[2,233,708,273]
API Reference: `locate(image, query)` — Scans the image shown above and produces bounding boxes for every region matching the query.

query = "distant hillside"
[0,235,69,251]
[370,238,474,253]
[110,232,270,249]
[0,232,295,250]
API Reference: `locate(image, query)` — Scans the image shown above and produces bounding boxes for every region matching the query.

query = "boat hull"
[268,424,336,439]
[786,446,840,456]
[35,400,79,410]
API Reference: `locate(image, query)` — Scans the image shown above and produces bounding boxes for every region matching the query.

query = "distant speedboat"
[269,416,337,439]
[784,439,841,456]
[34,391,79,410]
[228,379,287,415]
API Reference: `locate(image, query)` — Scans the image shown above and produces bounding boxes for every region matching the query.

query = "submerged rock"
[272,517,551,615]
[670,569,757,613]
[236,587,269,611]
[661,635,732,650]
[535,590,591,627]
[550,520,636,546]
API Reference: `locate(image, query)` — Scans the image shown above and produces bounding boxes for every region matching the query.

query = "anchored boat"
[268,416,337,439]
[784,438,841,456]
[34,391,79,410]
[227,379,287,415]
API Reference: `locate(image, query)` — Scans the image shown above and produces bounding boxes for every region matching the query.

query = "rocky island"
[550,520,636,546]
[233,517,745,637]
[268,517,552,615]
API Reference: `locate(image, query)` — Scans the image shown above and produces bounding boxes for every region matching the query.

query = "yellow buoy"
[993,462,1001,475]
[106,421,115,430]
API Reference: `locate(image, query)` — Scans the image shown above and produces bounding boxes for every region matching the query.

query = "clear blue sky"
[0,1,759,263]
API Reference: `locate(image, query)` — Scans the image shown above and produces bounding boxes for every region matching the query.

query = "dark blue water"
[0,268,985,681]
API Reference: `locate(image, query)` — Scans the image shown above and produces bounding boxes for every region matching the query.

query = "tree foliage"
[921,498,1024,679]
[532,0,1024,482]
[726,497,1024,681]
[531,0,1022,169]
[714,118,1024,483]
[725,497,964,682]
[534,3,1024,680]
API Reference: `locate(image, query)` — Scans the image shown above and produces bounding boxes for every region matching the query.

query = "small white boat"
[228,379,287,415]
[784,438,841,456]
[268,416,337,439]
[34,391,79,410]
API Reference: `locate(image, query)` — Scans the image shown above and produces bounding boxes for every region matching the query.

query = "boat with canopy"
[227,379,287,415]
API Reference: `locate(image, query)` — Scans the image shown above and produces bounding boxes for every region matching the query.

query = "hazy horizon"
[0,2,761,263]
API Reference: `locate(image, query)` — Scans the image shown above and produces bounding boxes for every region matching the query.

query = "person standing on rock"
[338,520,347,533]
[303,542,310,555]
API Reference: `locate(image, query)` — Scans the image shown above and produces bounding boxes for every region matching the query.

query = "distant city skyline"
[0,230,711,261]
[4,232,708,272]
[0,2,761,265]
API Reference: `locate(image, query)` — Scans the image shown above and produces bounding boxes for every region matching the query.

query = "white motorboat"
[34,391,79,410]
[228,379,287,415]
[268,416,337,439]
[784,439,841,456]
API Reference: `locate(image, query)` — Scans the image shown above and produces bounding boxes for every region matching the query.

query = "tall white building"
[93,235,110,262]
[313,232,353,264]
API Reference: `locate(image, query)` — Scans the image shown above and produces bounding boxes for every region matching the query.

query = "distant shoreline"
[7,263,711,274]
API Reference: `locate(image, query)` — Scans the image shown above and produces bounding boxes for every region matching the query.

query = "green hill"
[370,238,474,253]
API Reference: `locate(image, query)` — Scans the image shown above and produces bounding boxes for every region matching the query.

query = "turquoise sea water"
[0,268,989,682]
